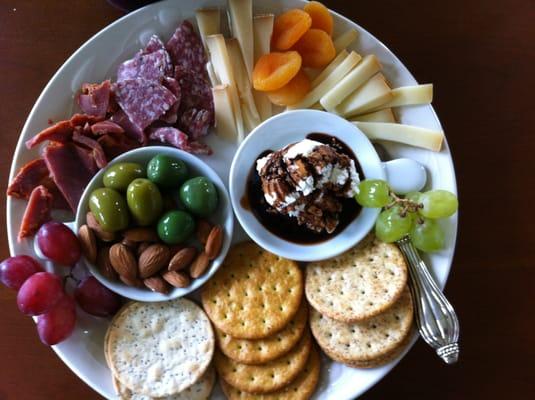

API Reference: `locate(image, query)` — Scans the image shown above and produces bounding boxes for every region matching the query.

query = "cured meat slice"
[77,80,111,118]
[110,109,146,144]
[25,120,73,149]
[178,108,213,139]
[43,142,95,211]
[175,68,214,113]
[143,35,173,76]
[160,77,181,124]
[18,185,53,241]
[72,131,108,168]
[70,113,104,127]
[98,133,139,160]
[117,49,170,83]
[166,21,208,77]
[114,78,177,132]
[90,120,125,135]
[148,127,212,155]
[73,144,99,175]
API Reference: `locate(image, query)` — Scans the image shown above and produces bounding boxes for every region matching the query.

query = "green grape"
[405,191,422,204]
[411,218,445,252]
[375,206,414,243]
[355,179,391,208]
[419,190,458,219]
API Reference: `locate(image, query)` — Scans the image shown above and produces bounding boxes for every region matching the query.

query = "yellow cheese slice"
[311,49,348,88]
[253,14,274,121]
[335,73,393,117]
[195,8,221,51]
[353,121,444,152]
[351,108,396,123]
[287,51,361,110]
[333,29,358,53]
[367,84,434,112]
[320,54,382,112]
[228,0,254,79]
[212,85,239,141]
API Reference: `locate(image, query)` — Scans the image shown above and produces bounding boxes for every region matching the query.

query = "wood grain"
[0,0,534,399]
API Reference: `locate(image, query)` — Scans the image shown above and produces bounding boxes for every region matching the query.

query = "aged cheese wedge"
[253,14,274,121]
[226,38,261,128]
[333,28,359,53]
[335,73,393,117]
[287,51,361,110]
[195,8,221,51]
[351,108,396,123]
[213,85,239,141]
[320,54,382,112]
[367,84,434,112]
[228,0,254,79]
[311,49,348,88]
[353,121,444,151]
[206,34,245,142]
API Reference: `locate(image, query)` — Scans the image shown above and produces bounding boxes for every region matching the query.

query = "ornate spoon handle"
[396,236,460,364]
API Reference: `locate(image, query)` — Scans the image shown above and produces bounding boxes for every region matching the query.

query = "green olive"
[102,163,145,191]
[157,210,195,244]
[88,188,129,232]
[126,178,163,226]
[147,155,188,188]
[179,177,218,217]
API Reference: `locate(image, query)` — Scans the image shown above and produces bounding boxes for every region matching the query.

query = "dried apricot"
[253,51,302,91]
[304,1,333,36]
[292,28,335,68]
[266,70,311,106]
[271,9,312,51]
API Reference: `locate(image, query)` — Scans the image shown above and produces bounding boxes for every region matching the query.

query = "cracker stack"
[104,298,216,399]
[305,234,414,368]
[201,242,320,399]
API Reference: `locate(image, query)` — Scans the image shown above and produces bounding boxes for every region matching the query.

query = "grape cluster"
[355,180,458,252]
[0,222,122,346]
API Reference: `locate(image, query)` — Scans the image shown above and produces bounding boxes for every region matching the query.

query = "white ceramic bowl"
[75,146,233,301]
[229,110,425,262]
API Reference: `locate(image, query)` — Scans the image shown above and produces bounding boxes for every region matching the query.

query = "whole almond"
[143,276,170,294]
[109,243,137,280]
[138,244,171,279]
[123,227,159,242]
[162,270,190,288]
[97,246,117,281]
[86,211,115,242]
[205,225,223,260]
[196,219,212,244]
[121,237,138,250]
[78,224,97,264]
[168,247,197,271]
[137,242,151,257]
[119,274,144,288]
[190,251,210,278]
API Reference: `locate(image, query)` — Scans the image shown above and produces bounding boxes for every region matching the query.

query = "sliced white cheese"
[333,29,358,53]
[205,60,219,86]
[353,121,444,152]
[367,84,434,112]
[320,54,382,112]
[195,8,221,51]
[228,0,254,79]
[212,85,238,141]
[206,34,245,142]
[335,73,393,117]
[287,51,361,110]
[351,108,396,123]
[309,102,324,110]
[226,38,260,129]
[311,49,348,88]
[252,14,274,121]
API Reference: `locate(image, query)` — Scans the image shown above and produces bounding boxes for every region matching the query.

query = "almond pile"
[78,211,224,294]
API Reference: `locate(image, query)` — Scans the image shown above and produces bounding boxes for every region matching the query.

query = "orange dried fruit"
[272,9,312,51]
[266,70,311,106]
[292,28,335,69]
[304,1,333,36]
[253,51,302,91]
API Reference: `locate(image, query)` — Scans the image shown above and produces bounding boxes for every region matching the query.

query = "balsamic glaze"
[242,133,364,244]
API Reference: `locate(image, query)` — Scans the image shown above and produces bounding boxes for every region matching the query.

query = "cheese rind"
[311,49,348,88]
[212,85,239,141]
[367,84,434,112]
[333,29,359,53]
[351,108,396,123]
[228,0,254,79]
[335,73,393,117]
[353,121,444,152]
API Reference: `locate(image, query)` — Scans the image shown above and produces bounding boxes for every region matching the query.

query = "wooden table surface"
[0,0,533,399]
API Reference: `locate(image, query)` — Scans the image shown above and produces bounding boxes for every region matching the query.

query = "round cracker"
[310,287,413,367]
[215,300,308,364]
[108,298,214,397]
[220,347,321,400]
[202,242,303,339]
[214,329,312,394]
[305,235,407,322]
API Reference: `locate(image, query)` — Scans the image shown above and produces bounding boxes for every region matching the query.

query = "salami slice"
[148,126,212,155]
[117,49,170,83]
[175,68,213,113]
[166,21,208,77]
[178,108,213,139]
[143,35,173,76]
[110,109,146,144]
[114,78,177,132]
[160,77,181,124]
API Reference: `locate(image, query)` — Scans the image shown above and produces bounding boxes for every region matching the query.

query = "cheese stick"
[366,84,434,112]
[195,8,221,51]
[335,73,393,117]
[253,14,275,121]
[212,85,238,141]
[228,0,254,79]
[311,49,348,88]
[353,121,444,152]
[351,108,396,123]
[333,29,358,53]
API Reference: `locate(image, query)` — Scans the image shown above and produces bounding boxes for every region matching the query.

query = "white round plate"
[6,1,457,399]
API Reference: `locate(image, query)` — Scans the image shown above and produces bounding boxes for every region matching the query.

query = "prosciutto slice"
[17,185,52,241]
[73,131,108,169]
[77,80,112,118]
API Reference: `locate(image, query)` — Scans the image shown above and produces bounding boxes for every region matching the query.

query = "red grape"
[37,221,81,266]
[17,272,64,315]
[74,276,122,317]
[0,255,44,290]
[37,294,76,345]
